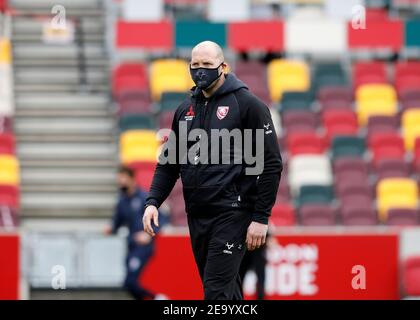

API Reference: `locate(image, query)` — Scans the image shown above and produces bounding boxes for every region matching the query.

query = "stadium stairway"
[10,0,118,219]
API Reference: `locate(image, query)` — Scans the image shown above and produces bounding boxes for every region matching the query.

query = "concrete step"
[15,94,109,109]
[14,58,109,68]
[14,117,115,136]
[15,83,110,94]
[10,0,103,9]
[15,68,108,85]
[12,18,105,34]
[13,44,106,60]
[21,184,116,193]
[17,133,115,144]
[21,168,116,185]
[21,192,117,210]
[20,158,117,169]
[17,142,117,160]
[15,107,112,118]
[20,207,114,219]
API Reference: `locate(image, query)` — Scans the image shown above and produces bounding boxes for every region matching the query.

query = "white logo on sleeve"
[264,123,273,135]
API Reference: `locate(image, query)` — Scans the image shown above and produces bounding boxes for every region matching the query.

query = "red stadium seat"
[395,61,420,96]
[300,204,335,226]
[127,162,156,192]
[367,115,399,138]
[286,132,326,156]
[116,20,173,50]
[318,86,353,109]
[282,110,317,133]
[0,185,19,209]
[348,19,403,51]
[0,133,15,155]
[228,21,284,52]
[403,256,420,296]
[270,203,295,227]
[333,157,369,181]
[113,63,148,96]
[369,132,405,166]
[0,205,18,229]
[400,90,420,112]
[340,206,377,226]
[322,109,358,142]
[353,61,387,89]
[375,159,410,179]
[0,117,12,133]
[413,137,420,174]
[386,208,419,226]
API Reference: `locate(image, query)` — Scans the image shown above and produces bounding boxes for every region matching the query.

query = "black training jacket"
[145,73,283,224]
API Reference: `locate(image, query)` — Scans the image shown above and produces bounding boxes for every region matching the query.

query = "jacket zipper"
[194,99,209,189]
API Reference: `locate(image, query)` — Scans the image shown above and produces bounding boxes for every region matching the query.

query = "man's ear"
[221,62,228,74]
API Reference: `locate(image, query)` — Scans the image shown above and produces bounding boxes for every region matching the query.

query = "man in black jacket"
[143,41,282,300]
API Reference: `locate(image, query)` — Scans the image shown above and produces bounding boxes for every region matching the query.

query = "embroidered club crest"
[216,106,229,120]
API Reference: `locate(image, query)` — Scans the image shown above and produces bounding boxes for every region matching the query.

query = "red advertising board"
[141,233,399,300]
[0,234,19,300]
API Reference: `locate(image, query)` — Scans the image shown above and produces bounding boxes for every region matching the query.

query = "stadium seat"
[402,108,420,151]
[228,21,284,52]
[368,132,405,165]
[120,130,160,164]
[376,178,418,221]
[297,185,334,207]
[400,90,420,112]
[403,256,420,296]
[367,115,398,137]
[318,86,353,110]
[322,109,358,142]
[270,203,295,227]
[414,137,420,174]
[0,155,19,186]
[336,180,371,200]
[300,204,335,226]
[331,136,366,159]
[0,185,19,209]
[159,92,189,112]
[112,63,148,96]
[0,116,12,133]
[280,91,313,113]
[340,193,373,210]
[0,205,18,229]
[333,157,369,183]
[159,111,175,130]
[353,61,387,89]
[375,159,410,179]
[356,84,397,126]
[119,114,156,131]
[267,59,310,102]
[395,61,420,96]
[286,132,326,156]
[282,110,317,133]
[276,178,290,203]
[133,163,156,192]
[340,206,377,226]
[150,59,193,101]
[288,154,333,197]
[312,63,348,93]
[386,208,419,226]
[117,91,152,115]
[0,133,15,155]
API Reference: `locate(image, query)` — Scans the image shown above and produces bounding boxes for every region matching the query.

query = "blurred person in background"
[105,166,166,300]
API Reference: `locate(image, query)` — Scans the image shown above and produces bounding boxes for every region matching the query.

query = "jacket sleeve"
[144,109,181,209]
[239,92,283,224]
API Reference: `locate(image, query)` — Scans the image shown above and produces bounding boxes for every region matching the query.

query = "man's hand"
[103,225,112,236]
[134,231,153,245]
[143,205,159,237]
[246,221,268,251]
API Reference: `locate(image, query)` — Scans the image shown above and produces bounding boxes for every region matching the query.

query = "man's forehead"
[191,47,219,61]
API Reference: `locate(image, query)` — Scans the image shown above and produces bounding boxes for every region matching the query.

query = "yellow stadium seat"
[150,59,194,101]
[402,109,420,151]
[356,84,397,126]
[377,178,418,221]
[120,130,160,164]
[0,155,20,185]
[0,38,12,64]
[267,59,310,102]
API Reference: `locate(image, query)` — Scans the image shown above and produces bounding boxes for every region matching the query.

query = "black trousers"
[239,246,267,300]
[187,209,252,300]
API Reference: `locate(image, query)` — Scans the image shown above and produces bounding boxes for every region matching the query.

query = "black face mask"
[190,63,223,90]
[119,186,129,194]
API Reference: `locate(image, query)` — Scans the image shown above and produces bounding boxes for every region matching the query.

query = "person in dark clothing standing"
[143,41,283,300]
[105,166,165,300]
